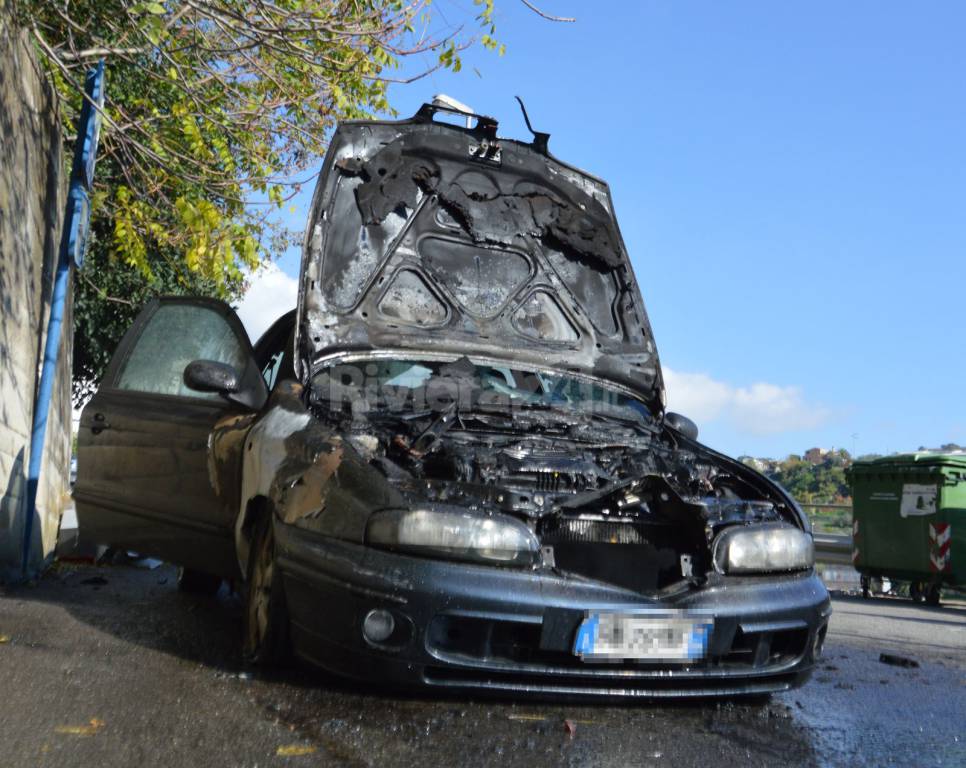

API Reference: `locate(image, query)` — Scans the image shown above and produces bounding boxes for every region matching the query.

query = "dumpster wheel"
[910,581,942,606]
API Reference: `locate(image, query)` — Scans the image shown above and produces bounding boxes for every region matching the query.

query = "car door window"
[254,316,296,392]
[262,350,285,390]
[116,303,248,398]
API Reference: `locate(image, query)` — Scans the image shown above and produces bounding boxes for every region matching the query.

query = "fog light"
[363,609,395,643]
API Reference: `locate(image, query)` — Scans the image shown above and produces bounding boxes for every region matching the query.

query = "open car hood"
[298,103,665,410]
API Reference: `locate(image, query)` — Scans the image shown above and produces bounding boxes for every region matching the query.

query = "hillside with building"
[740,443,964,506]
[739,448,855,504]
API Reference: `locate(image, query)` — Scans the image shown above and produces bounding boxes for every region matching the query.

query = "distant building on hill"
[804,447,829,464]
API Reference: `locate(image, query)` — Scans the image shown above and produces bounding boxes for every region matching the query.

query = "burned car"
[76,102,830,697]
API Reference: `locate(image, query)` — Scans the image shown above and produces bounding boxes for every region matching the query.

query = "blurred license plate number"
[573,612,712,661]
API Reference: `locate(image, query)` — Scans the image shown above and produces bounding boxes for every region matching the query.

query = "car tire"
[177,567,223,595]
[243,514,290,666]
[925,584,942,607]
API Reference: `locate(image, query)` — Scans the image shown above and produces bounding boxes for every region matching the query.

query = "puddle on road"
[781,645,966,768]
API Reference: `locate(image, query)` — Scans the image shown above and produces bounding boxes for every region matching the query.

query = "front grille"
[427,614,545,664]
[537,515,698,593]
[540,517,645,545]
[427,614,811,674]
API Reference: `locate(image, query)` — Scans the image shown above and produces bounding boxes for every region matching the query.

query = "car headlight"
[712,523,814,574]
[366,507,540,566]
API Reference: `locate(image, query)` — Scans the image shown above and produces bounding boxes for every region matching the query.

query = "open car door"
[74,297,266,578]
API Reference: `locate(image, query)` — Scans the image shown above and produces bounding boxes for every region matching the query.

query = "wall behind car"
[0,8,72,581]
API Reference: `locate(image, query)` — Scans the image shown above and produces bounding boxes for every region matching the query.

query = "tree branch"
[519,0,575,23]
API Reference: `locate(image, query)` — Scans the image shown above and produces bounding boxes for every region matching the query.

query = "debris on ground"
[214,670,253,681]
[100,549,163,569]
[879,653,920,668]
[507,713,546,722]
[277,745,316,756]
[564,719,577,738]
[54,718,105,736]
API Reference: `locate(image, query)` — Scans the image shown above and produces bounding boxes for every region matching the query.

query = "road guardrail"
[803,504,854,565]
[812,532,853,565]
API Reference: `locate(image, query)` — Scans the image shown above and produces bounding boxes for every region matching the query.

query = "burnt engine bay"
[311,362,791,596]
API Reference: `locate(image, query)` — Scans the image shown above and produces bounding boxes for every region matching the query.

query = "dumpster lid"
[851,452,966,472]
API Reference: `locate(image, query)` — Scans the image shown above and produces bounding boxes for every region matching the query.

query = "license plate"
[573,611,712,662]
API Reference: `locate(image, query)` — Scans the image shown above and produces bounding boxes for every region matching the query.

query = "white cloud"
[663,367,830,436]
[236,262,298,342]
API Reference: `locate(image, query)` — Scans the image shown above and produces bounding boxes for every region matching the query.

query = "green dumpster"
[848,453,966,605]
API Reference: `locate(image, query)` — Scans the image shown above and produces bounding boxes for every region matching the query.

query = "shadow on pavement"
[8,560,246,672]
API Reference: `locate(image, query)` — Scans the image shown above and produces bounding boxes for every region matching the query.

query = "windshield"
[311,357,652,425]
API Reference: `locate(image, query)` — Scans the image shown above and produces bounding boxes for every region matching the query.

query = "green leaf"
[25,0,519,403]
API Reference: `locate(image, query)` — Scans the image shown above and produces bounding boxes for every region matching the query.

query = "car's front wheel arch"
[236,495,273,580]
[242,510,291,666]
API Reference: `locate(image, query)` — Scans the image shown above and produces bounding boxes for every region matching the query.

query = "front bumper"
[276,525,832,698]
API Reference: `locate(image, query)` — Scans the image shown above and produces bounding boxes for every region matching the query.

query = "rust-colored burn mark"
[209,411,257,498]
[280,444,344,524]
[275,379,305,400]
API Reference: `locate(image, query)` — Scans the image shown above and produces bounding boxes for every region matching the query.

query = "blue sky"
[240,1,966,459]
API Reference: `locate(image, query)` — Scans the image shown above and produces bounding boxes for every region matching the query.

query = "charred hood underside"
[299,104,664,410]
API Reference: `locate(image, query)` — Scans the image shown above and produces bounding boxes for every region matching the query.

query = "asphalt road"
[0,563,963,768]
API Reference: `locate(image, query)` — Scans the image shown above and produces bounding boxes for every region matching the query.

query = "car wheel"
[177,567,222,595]
[243,514,290,665]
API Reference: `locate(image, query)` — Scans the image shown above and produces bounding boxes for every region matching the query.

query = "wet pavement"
[0,563,963,767]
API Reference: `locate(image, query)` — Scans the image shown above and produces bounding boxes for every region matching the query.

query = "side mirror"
[184,357,268,411]
[665,411,699,441]
[184,360,240,395]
